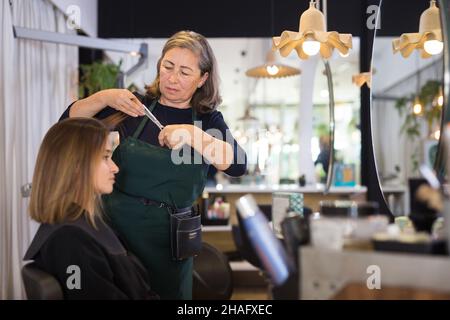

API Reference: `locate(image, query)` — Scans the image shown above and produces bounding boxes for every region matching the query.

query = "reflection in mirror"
[371,0,445,216]
[109,37,361,189]
[312,60,331,186]
[312,42,361,190]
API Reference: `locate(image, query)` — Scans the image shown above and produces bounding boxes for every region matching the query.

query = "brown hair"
[103,30,222,130]
[29,118,109,227]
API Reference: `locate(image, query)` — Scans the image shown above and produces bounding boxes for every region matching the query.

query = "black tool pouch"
[169,206,202,261]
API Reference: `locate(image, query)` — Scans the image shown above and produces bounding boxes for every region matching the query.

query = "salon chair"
[192,242,233,300]
[22,263,63,300]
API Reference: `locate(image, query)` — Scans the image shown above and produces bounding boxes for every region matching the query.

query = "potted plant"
[78,60,122,98]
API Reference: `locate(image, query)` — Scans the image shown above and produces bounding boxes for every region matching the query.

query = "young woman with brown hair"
[24,118,158,300]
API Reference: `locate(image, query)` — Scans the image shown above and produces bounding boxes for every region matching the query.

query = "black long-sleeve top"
[24,214,159,300]
[59,93,247,177]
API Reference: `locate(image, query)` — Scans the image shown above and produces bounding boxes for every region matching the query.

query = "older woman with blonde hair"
[25,118,158,300]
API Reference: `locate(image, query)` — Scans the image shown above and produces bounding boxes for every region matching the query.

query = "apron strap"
[192,107,197,124]
[132,99,158,139]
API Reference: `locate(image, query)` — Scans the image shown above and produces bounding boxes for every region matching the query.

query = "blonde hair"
[103,30,222,129]
[29,118,109,227]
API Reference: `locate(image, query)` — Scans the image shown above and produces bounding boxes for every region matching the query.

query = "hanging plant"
[395,79,442,173]
[395,80,441,137]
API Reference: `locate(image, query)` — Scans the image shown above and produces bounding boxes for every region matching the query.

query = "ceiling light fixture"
[245,51,301,78]
[271,0,352,60]
[413,97,423,115]
[437,87,444,106]
[352,72,372,88]
[393,0,443,58]
[338,51,350,58]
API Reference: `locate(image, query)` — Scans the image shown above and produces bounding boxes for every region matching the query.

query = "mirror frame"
[435,0,450,180]
[323,60,336,193]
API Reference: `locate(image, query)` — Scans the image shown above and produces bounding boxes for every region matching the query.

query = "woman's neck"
[159,96,191,109]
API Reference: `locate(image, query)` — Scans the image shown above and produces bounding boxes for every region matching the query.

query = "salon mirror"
[312,59,334,191]
[311,45,361,192]
[111,37,361,191]
[371,0,447,216]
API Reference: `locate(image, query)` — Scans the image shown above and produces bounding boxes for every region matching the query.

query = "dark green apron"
[103,99,208,300]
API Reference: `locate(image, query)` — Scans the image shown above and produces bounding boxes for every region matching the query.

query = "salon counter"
[201,184,367,253]
[204,184,367,195]
[204,184,367,217]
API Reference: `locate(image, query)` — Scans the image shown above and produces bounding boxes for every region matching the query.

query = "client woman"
[24,118,158,300]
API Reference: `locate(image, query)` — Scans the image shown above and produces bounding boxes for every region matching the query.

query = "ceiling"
[97,0,428,39]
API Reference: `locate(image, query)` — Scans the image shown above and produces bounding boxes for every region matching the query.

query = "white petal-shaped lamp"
[272,1,353,60]
[352,72,372,89]
[392,0,443,58]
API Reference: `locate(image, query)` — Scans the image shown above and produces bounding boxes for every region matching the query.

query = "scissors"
[142,104,164,130]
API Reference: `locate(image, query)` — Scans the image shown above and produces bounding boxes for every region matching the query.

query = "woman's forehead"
[162,47,200,68]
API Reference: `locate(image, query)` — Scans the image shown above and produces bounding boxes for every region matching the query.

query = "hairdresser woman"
[60,31,247,299]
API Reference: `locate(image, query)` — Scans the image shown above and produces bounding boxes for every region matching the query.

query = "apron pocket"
[170,210,202,261]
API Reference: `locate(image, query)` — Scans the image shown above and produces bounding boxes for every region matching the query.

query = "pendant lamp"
[413,96,423,115]
[393,0,443,58]
[245,51,301,78]
[237,106,259,122]
[352,69,375,88]
[272,1,352,59]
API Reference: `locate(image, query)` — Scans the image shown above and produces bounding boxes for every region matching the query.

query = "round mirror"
[371,0,446,216]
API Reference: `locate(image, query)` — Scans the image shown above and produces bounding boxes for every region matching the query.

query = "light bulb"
[438,94,444,106]
[413,101,423,115]
[320,89,329,98]
[302,39,321,56]
[339,50,350,58]
[424,40,443,55]
[434,130,441,140]
[266,65,279,76]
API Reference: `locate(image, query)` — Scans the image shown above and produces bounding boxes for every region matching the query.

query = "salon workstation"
[2,0,450,302]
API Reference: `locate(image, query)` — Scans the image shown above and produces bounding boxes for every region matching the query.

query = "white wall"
[106,37,304,125]
[50,0,97,37]
[372,38,442,94]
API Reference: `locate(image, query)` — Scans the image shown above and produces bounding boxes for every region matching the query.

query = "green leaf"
[78,60,121,98]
